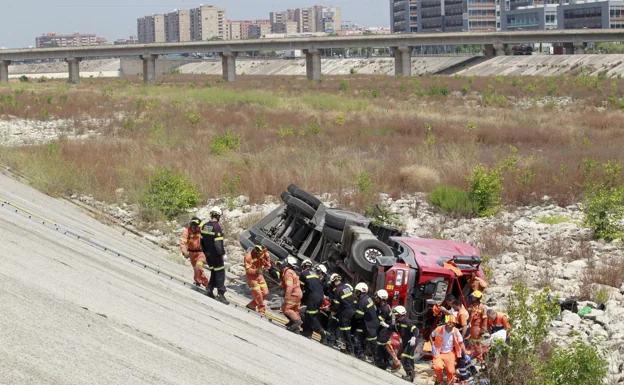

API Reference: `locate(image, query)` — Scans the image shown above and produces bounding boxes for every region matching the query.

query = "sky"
[0,0,388,48]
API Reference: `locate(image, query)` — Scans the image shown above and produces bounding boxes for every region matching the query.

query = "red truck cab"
[373,237,487,339]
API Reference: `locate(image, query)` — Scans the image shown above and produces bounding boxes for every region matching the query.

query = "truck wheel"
[325,209,369,230]
[293,188,322,209]
[322,224,343,243]
[261,238,290,260]
[280,191,292,204]
[350,237,393,280]
[287,184,299,194]
[285,197,316,219]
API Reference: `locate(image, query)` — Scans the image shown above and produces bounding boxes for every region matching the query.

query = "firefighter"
[374,289,400,370]
[314,264,330,296]
[179,217,209,288]
[487,309,511,335]
[244,245,272,313]
[200,207,229,305]
[430,315,469,385]
[392,305,419,382]
[464,272,488,305]
[452,299,472,383]
[299,260,328,343]
[276,256,303,332]
[467,290,487,363]
[353,282,379,361]
[329,273,356,355]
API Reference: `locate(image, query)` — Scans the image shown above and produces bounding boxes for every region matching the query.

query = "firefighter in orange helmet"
[468,290,487,363]
[244,245,272,313]
[179,217,209,288]
[276,256,303,332]
[430,315,468,385]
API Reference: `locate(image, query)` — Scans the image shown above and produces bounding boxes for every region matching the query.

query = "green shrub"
[140,167,201,220]
[371,88,381,98]
[184,112,201,127]
[339,78,350,92]
[427,84,450,97]
[468,164,503,217]
[583,160,624,241]
[365,203,406,227]
[536,216,571,225]
[400,83,408,92]
[220,173,241,210]
[356,171,374,194]
[429,185,476,217]
[278,125,295,138]
[460,85,470,95]
[210,130,242,154]
[534,339,607,385]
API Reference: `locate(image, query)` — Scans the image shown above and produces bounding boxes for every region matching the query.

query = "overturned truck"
[239,184,488,336]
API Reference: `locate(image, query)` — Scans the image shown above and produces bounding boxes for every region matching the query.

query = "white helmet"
[355,282,368,293]
[375,289,389,300]
[210,207,222,217]
[393,305,407,316]
[329,273,342,283]
[315,264,327,274]
[285,256,298,267]
[301,259,313,269]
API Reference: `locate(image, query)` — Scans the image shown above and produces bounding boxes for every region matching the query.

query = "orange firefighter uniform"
[431,324,465,385]
[468,301,487,362]
[281,267,303,322]
[488,311,511,334]
[244,247,272,313]
[179,224,209,287]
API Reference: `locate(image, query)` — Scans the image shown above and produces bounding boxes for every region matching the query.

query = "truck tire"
[285,197,316,219]
[293,188,322,210]
[280,191,292,204]
[322,224,343,243]
[261,238,290,260]
[287,184,298,194]
[350,237,393,281]
[325,209,369,230]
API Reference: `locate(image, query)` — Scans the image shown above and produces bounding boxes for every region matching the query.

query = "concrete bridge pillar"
[219,52,237,82]
[391,46,413,77]
[494,44,506,56]
[140,54,158,83]
[484,44,494,56]
[303,49,322,81]
[66,57,82,84]
[0,60,10,83]
[574,42,586,55]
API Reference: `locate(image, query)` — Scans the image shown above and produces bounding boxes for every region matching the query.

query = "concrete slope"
[457,54,624,77]
[0,172,406,385]
[180,56,474,76]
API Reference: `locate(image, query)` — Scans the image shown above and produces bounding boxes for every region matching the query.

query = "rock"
[562,310,581,329]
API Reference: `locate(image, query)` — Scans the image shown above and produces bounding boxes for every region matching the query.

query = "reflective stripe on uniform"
[339,326,351,331]
[259,283,267,287]
[401,353,414,359]
[286,300,299,305]
[355,329,363,333]
[214,237,224,241]
[410,326,416,332]
[341,292,352,299]
[305,274,319,279]
[355,309,365,315]
[197,261,204,266]
[366,302,374,309]
[213,266,225,271]
[333,299,340,304]
[306,309,319,314]
[366,336,377,341]
[378,315,385,321]
[249,285,261,291]
[286,280,293,285]
[201,231,215,235]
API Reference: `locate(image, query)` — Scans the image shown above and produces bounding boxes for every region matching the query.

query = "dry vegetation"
[1,73,624,209]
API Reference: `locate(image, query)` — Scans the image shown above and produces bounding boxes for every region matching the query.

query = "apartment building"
[295,8,315,32]
[272,21,298,34]
[248,22,272,38]
[228,21,242,40]
[270,6,341,33]
[165,9,191,42]
[313,6,342,33]
[558,0,624,29]
[502,4,559,29]
[390,0,419,32]
[137,14,166,43]
[190,5,227,40]
[36,32,106,48]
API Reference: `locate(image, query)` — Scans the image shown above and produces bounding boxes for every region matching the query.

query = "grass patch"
[300,93,369,112]
[535,215,572,225]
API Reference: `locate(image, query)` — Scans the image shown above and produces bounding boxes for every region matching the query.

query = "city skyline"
[0,0,388,48]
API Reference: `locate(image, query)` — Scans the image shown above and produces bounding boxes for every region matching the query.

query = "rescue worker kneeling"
[276,257,303,332]
[353,282,379,361]
[430,315,469,385]
[244,245,272,313]
[392,305,419,382]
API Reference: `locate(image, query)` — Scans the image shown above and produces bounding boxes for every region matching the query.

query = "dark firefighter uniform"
[331,282,356,354]
[394,316,419,381]
[299,268,325,338]
[376,301,399,369]
[353,293,379,359]
[200,219,227,299]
